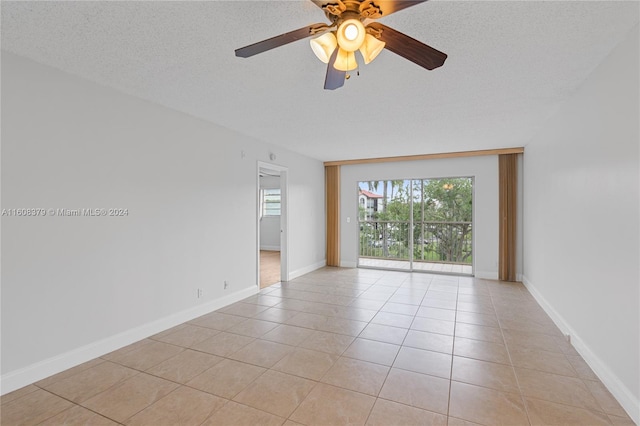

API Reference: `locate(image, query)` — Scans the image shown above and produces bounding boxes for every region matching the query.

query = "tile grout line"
[34,387,125,426]
[445,276,460,423]
[361,273,415,426]
[491,286,533,426]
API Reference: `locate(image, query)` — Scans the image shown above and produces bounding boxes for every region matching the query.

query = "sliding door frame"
[356,176,475,276]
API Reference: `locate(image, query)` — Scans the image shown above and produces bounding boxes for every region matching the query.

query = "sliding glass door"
[358,177,473,275]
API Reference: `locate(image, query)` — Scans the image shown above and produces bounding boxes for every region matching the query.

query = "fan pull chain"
[345,54,360,80]
[350,62,360,79]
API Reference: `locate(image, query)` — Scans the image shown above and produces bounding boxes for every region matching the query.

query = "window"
[262,188,281,216]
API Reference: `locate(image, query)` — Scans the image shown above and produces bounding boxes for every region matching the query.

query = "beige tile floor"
[1,268,635,425]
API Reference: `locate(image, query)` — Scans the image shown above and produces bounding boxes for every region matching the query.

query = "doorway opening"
[257,163,288,288]
[357,177,474,275]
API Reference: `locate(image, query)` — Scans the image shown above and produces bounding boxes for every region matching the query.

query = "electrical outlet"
[197,288,203,298]
[224,281,229,290]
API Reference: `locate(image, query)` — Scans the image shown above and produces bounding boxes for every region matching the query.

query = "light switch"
[346,217,351,223]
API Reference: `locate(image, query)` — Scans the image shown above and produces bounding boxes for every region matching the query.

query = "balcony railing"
[359,220,472,266]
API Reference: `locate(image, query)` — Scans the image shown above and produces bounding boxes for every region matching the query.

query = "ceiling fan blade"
[324,49,346,90]
[368,22,447,70]
[235,24,326,58]
[309,0,427,18]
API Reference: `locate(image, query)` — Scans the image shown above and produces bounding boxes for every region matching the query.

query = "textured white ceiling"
[2,1,638,161]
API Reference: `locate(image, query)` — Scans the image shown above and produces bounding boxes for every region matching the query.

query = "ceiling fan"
[235,0,447,90]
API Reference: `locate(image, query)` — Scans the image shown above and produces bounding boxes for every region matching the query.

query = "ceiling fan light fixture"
[336,18,365,52]
[359,33,386,64]
[334,48,358,71]
[310,32,337,63]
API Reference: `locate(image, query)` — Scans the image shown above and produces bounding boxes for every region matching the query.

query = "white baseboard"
[522,275,639,424]
[288,260,326,281]
[260,245,280,251]
[474,270,499,280]
[0,285,258,395]
[340,261,357,268]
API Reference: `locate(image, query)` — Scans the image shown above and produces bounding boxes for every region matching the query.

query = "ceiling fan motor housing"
[324,0,383,22]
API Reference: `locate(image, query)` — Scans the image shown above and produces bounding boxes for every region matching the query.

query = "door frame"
[257,161,289,288]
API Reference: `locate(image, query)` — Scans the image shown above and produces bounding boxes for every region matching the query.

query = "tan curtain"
[325,165,340,266]
[499,154,518,281]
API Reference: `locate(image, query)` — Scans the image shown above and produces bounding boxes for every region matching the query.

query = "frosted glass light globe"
[336,19,365,52]
[344,23,359,41]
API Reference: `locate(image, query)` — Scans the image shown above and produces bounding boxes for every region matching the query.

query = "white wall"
[339,155,505,279]
[259,176,281,250]
[0,53,326,392]
[523,25,639,422]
